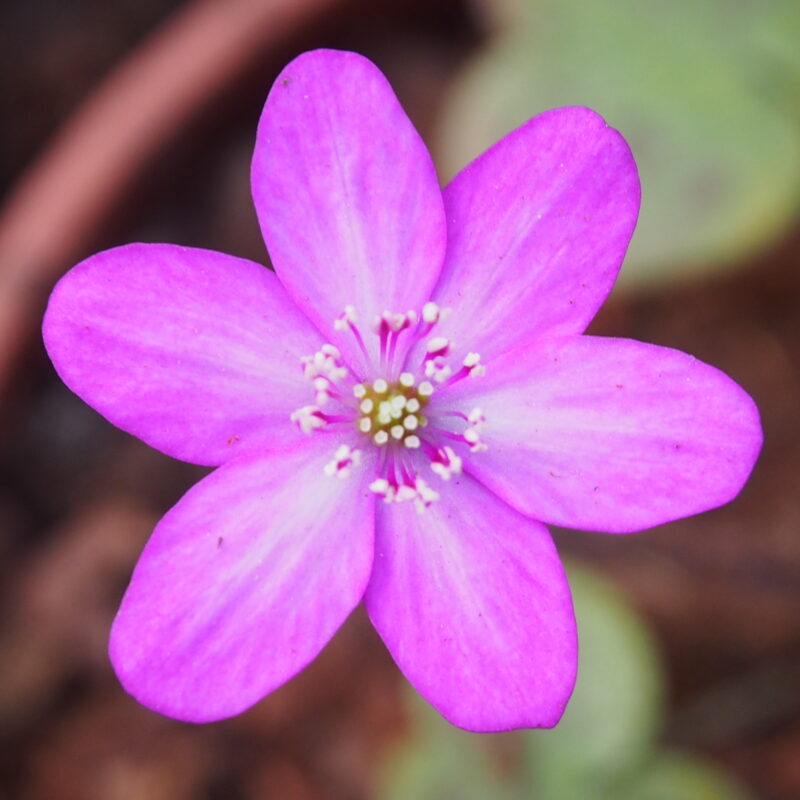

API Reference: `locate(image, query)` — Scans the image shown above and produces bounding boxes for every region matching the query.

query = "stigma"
[352,373,432,449]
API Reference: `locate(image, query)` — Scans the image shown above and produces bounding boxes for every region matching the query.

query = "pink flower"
[42,50,761,732]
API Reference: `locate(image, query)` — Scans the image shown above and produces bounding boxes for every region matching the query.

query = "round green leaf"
[437,0,800,288]
[379,688,516,800]
[623,751,755,800]
[524,563,664,797]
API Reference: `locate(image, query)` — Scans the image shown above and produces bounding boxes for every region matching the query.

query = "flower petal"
[365,475,576,732]
[442,336,762,532]
[252,49,446,373]
[43,243,324,466]
[430,107,640,363]
[109,436,375,722]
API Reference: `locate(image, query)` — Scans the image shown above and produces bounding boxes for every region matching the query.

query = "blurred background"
[1,0,798,798]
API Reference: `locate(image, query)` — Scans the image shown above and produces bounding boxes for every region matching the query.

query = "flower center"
[289,304,487,512]
[353,375,433,448]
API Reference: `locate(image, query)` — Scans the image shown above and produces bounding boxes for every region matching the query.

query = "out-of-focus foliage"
[379,563,753,800]
[437,0,800,288]
[523,567,663,798]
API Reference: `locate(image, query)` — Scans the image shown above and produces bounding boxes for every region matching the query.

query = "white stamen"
[386,312,404,331]
[371,313,386,334]
[390,425,405,440]
[463,408,488,452]
[403,414,419,430]
[463,353,485,378]
[418,381,434,397]
[413,477,440,513]
[468,408,485,428]
[425,358,453,383]
[373,378,388,393]
[353,384,366,398]
[369,478,392,499]
[391,395,407,411]
[430,462,448,479]
[359,399,374,414]
[431,446,463,480]
[426,336,450,354]
[404,435,421,449]
[422,301,440,324]
[301,346,347,382]
[406,398,420,413]
[370,474,438,510]
[374,430,389,445]
[399,372,415,387]
[334,305,358,330]
[323,444,361,478]
[395,485,418,502]
[358,417,372,433]
[290,405,325,434]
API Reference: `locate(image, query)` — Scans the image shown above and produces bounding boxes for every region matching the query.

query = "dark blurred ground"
[0,1,798,798]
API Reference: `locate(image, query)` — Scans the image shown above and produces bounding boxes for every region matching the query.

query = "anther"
[463,408,488,452]
[399,372,415,387]
[463,352,486,378]
[413,478,439,513]
[374,430,389,445]
[425,357,453,383]
[421,302,451,326]
[468,408,485,428]
[290,405,326,434]
[323,444,361,478]
[369,478,392,500]
[334,305,358,330]
[422,302,440,324]
[426,336,451,355]
[431,446,463,480]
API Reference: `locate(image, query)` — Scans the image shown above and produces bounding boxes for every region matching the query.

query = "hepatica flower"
[43,49,761,731]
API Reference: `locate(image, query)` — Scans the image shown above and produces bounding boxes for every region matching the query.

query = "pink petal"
[365,474,576,732]
[443,336,762,532]
[110,436,375,722]
[252,49,446,374]
[429,107,639,364]
[43,243,323,466]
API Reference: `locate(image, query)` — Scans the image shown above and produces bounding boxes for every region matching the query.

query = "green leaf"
[622,751,755,800]
[378,689,516,800]
[523,563,664,799]
[437,0,800,288]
